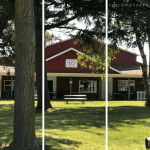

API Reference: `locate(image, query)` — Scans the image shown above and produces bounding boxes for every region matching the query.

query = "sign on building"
[66,59,78,68]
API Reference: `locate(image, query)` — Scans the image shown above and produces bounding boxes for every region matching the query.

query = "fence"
[137,91,145,101]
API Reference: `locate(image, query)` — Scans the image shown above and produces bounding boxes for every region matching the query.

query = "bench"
[64,95,87,104]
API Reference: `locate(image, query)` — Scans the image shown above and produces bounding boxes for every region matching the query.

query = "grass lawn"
[108,101,150,150]
[0,100,42,149]
[45,101,105,150]
[0,100,149,150]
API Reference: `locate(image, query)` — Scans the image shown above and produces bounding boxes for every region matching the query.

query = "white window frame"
[118,80,135,91]
[4,80,15,91]
[79,80,97,93]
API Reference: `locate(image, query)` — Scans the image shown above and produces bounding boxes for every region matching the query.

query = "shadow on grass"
[45,107,105,149]
[45,137,82,150]
[0,103,42,149]
[45,107,105,129]
[0,104,14,146]
[108,106,150,130]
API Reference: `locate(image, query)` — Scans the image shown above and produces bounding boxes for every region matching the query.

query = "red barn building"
[45,39,144,100]
[0,38,145,100]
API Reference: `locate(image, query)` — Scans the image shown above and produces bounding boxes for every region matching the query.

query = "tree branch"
[45,14,78,30]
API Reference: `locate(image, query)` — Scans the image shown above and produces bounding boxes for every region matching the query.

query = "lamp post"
[69,77,73,95]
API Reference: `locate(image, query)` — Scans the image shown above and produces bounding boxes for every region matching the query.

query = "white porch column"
[101,78,105,100]
[108,77,113,96]
[99,77,101,100]
[69,77,72,95]
[128,78,130,100]
[11,76,13,99]
[47,76,57,92]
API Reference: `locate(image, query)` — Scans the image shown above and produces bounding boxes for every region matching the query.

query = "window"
[118,80,135,91]
[4,80,15,91]
[79,80,97,93]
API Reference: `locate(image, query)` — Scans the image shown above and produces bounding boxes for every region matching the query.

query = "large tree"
[4,0,40,149]
[108,0,150,106]
[0,0,53,110]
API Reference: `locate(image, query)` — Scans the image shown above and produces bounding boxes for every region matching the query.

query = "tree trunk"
[5,0,41,149]
[35,27,42,111]
[135,31,150,106]
[141,64,150,106]
[45,60,52,110]
[35,7,52,111]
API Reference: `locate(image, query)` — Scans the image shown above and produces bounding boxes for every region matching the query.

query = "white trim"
[110,66,123,74]
[47,73,143,78]
[47,72,103,77]
[4,80,15,91]
[46,47,81,61]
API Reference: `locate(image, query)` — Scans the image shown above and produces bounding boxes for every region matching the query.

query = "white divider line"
[42,0,45,150]
[105,0,108,150]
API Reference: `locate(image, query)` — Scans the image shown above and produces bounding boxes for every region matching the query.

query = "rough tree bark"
[35,26,42,110]
[45,60,52,110]
[5,0,41,149]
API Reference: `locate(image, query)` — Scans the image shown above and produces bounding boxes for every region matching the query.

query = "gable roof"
[118,47,139,56]
[46,47,81,61]
[112,65,143,75]
[46,46,123,74]
[45,39,142,75]
[45,38,139,59]
[45,39,81,59]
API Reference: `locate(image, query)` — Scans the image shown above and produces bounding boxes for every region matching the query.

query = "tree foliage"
[0,0,14,36]
[0,1,15,66]
[77,41,119,74]
[45,0,119,74]
[108,0,150,105]
[45,31,59,46]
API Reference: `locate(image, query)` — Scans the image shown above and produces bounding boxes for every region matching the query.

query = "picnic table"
[64,94,87,104]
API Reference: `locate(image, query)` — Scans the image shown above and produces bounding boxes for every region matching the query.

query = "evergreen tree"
[108,0,150,106]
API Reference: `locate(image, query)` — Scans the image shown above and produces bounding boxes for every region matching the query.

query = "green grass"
[0,100,42,148]
[1,100,149,150]
[108,101,149,150]
[45,101,105,150]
